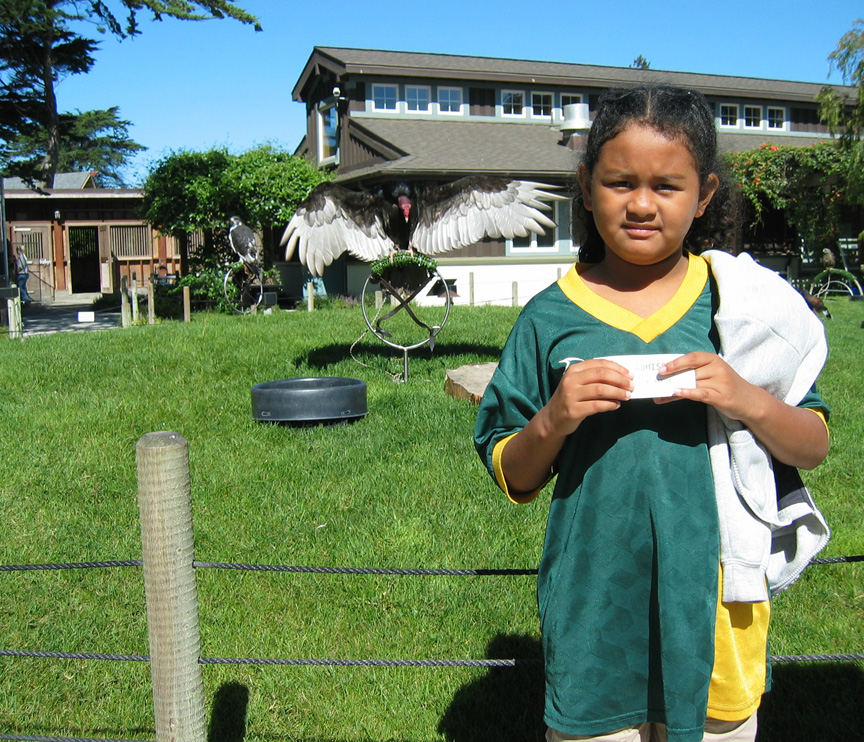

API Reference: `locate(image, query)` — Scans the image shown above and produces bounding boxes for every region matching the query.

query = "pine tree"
[0,0,258,188]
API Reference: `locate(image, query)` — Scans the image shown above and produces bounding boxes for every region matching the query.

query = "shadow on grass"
[438,633,545,742]
[302,342,504,371]
[209,681,250,742]
[436,642,864,742]
[758,662,864,741]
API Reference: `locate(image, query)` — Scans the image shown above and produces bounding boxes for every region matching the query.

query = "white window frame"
[437,86,464,115]
[719,103,739,128]
[508,231,559,254]
[405,85,431,113]
[767,107,786,131]
[555,200,572,249]
[317,101,338,164]
[743,105,762,129]
[501,89,525,117]
[371,84,398,112]
[531,91,554,119]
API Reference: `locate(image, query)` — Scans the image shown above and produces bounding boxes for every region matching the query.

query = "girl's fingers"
[658,352,712,376]
[565,359,634,389]
[587,382,632,402]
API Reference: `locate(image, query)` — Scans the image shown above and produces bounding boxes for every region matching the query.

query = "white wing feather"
[412,181,567,256]
[281,193,395,276]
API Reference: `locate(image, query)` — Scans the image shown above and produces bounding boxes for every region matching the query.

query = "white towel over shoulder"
[702,250,830,603]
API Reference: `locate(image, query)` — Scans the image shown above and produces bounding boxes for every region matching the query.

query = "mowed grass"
[0,298,862,742]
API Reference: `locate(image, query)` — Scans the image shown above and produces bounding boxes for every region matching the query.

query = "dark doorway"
[68,226,101,293]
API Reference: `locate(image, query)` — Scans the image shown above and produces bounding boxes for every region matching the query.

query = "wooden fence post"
[183,286,191,322]
[512,281,518,307]
[131,279,140,324]
[136,432,206,742]
[148,282,156,325]
[469,272,474,306]
[7,295,22,340]
[121,277,131,328]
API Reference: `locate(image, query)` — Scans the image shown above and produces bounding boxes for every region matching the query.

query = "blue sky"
[57,0,862,185]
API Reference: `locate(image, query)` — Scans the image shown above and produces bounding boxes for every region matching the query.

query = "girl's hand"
[501,359,633,494]
[656,352,756,421]
[657,352,828,469]
[540,359,633,437]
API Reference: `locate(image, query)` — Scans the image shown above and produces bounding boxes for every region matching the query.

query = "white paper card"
[602,353,696,399]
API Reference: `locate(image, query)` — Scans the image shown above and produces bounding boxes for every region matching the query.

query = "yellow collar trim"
[557,253,709,343]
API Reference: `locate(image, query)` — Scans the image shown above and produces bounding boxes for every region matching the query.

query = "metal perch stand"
[361,268,452,382]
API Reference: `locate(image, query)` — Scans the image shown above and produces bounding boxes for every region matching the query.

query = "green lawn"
[0,299,862,741]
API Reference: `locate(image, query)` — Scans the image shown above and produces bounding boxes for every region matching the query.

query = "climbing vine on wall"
[724,142,849,256]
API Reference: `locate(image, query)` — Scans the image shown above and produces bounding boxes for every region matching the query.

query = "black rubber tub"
[251,377,367,425]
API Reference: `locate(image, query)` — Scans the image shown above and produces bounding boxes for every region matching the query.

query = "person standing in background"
[15,246,33,303]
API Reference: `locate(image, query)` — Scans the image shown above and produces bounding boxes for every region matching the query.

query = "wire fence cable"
[2,553,863,667]
[1,555,861,573]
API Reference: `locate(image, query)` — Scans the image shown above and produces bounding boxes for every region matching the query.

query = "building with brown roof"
[290,47,857,303]
[2,174,182,302]
[3,48,857,305]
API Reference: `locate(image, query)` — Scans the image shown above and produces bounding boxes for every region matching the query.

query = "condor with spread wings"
[282,178,567,276]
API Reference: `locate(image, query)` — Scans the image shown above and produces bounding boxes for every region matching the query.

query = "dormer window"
[767,107,785,130]
[406,86,430,112]
[372,84,398,111]
[719,103,738,127]
[502,90,525,116]
[744,105,762,128]
[438,87,463,114]
[531,92,553,118]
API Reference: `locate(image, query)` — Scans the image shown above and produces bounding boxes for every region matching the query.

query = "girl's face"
[578,124,718,269]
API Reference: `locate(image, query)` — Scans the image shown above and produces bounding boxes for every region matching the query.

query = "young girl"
[474,86,830,742]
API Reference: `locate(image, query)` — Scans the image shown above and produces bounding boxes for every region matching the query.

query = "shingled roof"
[337,118,581,183]
[2,171,99,190]
[295,46,854,104]
[333,117,834,186]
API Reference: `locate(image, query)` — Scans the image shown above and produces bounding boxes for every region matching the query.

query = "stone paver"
[444,362,498,403]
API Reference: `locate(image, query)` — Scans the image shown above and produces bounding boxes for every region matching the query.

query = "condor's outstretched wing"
[281,183,396,276]
[411,178,567,256]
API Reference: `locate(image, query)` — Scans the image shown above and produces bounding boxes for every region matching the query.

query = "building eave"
[293,47,350,102]
[3,189,144,200]
[303,46,856,104]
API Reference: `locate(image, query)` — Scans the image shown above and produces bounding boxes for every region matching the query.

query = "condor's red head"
[396,194,412,222]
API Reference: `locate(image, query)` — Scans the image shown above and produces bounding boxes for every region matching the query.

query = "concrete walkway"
[17,293,122,337]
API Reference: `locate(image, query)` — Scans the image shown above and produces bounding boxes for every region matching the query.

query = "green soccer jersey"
[476,255,722,741]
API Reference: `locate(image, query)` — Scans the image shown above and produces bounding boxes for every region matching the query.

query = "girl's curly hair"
[572,85,740,263]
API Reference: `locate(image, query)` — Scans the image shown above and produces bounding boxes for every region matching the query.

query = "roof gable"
[2,171,98,190]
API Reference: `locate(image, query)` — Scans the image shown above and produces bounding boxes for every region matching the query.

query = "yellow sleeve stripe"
[491,434,546,504]
[804,406,829,437]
